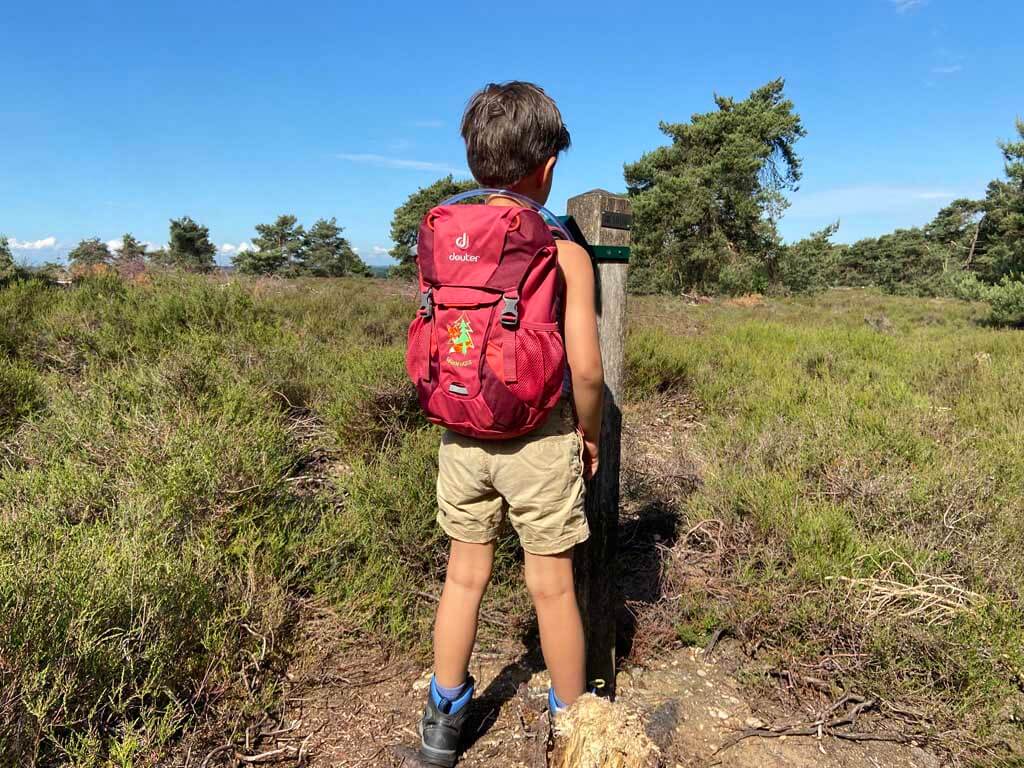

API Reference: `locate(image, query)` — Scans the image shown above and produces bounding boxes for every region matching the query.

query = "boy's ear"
[539,156,557,187]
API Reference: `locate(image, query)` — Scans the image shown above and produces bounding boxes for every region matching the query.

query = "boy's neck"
[485,185,545,208]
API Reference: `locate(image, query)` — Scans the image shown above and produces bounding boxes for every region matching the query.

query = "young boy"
[418,81,604,766]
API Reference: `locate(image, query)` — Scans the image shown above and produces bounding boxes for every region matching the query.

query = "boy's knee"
[525,569,574,605]
[446,560,491,594]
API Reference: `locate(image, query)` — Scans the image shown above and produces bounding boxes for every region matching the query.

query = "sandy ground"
[172,614,941,767]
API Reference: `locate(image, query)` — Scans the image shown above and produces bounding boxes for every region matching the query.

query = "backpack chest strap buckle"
[419,288,434,320]
[500,293,520,329]
[500,291,519,384]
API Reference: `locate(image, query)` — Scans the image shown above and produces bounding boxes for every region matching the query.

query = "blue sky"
[2,0,1021,266]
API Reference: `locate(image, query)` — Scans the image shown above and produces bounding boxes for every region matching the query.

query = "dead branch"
[714,693,917,755]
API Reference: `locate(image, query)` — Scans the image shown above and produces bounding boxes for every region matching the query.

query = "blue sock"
[548,687,568,715]
[430,675,473,715]
[434,678,468,700]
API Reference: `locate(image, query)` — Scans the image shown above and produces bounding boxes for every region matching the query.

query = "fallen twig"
[714,693,915,754]
[702,628,726,660]
[199,744,232,768]
[236,746,293,763]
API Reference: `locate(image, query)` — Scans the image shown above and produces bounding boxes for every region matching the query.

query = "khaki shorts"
[436,400,589,556]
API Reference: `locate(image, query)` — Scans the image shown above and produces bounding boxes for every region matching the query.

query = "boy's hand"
[582,434,600,479]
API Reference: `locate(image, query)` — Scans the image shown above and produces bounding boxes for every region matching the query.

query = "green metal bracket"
[590,245,630,263]
[556,215,631,264]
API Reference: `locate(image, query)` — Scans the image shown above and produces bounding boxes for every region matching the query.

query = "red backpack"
[405,190,570,439]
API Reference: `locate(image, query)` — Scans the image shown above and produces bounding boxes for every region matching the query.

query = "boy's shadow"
[614,487,682,660]
[459,629,546,753]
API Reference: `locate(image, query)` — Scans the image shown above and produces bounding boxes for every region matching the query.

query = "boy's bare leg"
[433,539,495,688]
[524,550,586,704]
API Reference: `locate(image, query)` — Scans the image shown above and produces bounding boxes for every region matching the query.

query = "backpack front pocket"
[435,303,496,399]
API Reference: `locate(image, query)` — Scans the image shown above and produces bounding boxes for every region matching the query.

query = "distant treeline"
[0,215,371,280]
[383,81,1024,326]
[621,81,1023,307]
[3,79,1021,323]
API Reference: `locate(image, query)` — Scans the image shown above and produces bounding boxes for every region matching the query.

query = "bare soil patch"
[170,615,941,768]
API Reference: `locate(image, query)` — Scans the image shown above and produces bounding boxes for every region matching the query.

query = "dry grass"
[831,552,986,627]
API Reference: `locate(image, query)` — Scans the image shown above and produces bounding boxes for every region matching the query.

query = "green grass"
[1,277,1022,764]
[628,290,1024,759]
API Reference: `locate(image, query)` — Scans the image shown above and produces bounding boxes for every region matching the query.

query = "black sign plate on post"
[600,211,633,230]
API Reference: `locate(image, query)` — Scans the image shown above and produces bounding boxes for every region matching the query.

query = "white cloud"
[7,236,57,251]
[352,246,360,254]
[219,242,255,254]
[372,245,389,255]
[891,0,926,12]
[336,153,466,175]
[931,64,963,75]
[787,185,966,218]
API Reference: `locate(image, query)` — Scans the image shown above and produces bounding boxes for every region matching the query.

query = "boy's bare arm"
[557,240,604,476]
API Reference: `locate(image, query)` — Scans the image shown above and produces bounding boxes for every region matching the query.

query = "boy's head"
[461,81,570,205]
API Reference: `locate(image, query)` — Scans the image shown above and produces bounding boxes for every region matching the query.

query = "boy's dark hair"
[461,82,571,188]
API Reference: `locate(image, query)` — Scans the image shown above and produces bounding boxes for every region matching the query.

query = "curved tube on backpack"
[438,188,576,243]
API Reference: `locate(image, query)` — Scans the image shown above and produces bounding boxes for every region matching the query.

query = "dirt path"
[191,612,939,768]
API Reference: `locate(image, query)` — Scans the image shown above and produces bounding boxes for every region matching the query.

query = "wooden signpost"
[564,189,631,696]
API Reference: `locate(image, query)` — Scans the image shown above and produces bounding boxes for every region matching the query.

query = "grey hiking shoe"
[418,676,474,767]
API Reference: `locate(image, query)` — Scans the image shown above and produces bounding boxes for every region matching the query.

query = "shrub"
[985,275,1024,327]
[0,360,45,435]
[775,224,839,294]
[715,256,769,296]
[945,269,989,302]
[0,275,436,764]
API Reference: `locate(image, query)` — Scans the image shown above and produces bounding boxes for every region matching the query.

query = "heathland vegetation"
[2,276,1022,765]
[2,80,1024,766]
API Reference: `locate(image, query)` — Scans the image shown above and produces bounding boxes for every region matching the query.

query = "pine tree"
[975,119,1024,281]
[624,79,805,294]
[160,217,216,272]
[298,217,370,277]
[114,233,147,265]
[926,200,984,269]
[234,215,304,275]
[0,235,14,278]
[67,238,113,267]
